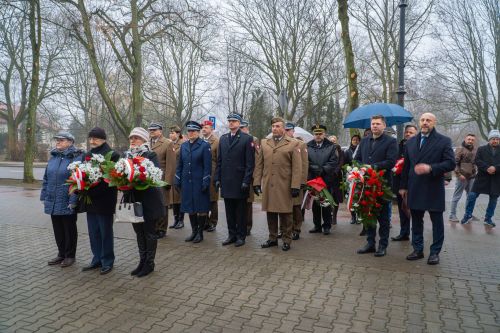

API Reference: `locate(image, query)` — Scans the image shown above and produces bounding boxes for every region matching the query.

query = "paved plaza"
[0,184,499,332]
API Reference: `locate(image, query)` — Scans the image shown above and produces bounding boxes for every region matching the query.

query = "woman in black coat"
[124,127,166,277]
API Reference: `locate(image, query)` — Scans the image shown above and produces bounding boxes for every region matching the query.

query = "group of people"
[40,112,499,277]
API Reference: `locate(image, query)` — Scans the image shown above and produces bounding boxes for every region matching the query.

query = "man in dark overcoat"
[214,114,255,247]
[174,121,212,243]
[400,113,455,265]
[355,115,398,257]
[461,129,500,227]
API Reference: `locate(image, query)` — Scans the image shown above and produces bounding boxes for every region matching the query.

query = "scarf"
[126,143,151,158]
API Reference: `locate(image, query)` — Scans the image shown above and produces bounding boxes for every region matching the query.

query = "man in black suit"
[214,113,255,247]
[400,113,455,265]
[354,115,398,257]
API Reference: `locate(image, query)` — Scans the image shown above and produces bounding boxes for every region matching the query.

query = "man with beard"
[81,127,120,275]
[400,113,455,265]
[391,124,418,241]
[201,120,220,232]
[448,134,477,222]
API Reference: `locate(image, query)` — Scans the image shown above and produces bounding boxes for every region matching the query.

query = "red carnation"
[85,156,91,161]
[379,170,385,177]
[139,173,147,181]
[360,200,367,206]
[133,157,141,165]
[139,166,146,172]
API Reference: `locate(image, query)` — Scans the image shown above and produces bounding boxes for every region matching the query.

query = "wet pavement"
[0,184,498,332]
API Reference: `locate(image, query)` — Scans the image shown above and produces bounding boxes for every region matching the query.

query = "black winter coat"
[123,150,166,221]
[471,144,500,196]
[354,133,398,186]
[392,139,407,192]
[215,130,255,199]
[307,139,339,188]
[81,143,120,215]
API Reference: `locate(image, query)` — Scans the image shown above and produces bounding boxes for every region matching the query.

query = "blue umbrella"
[343,103,413,129]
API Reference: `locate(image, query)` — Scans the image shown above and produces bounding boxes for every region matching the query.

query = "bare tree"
[434,0,498,139]
[224,0,341,120]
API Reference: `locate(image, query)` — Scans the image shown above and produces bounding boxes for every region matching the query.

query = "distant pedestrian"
[400,113,455,265]
[81,127,120,275]
[448,133,477,222]
[461,130,500,227]
[41,131,83,268]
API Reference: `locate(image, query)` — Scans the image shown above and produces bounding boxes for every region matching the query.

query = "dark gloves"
[201,184,209,193]
[253,185,262,196]
[291,188,300,198]
[215,181,221,192]
[241,183,249,193]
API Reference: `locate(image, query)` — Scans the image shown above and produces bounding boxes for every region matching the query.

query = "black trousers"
[224,198,247,241]
[312,201,332,230]
[51,214,78,258]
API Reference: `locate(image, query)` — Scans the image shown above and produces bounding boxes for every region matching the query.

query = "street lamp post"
[396,0,408,141]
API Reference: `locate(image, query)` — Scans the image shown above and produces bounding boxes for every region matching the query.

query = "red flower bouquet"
[344,162,393,228]
[392,157,404,175]
[301,177,336,210]
[103,156,167,191]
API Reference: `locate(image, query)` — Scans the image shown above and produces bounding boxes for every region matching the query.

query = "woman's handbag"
[114,193,144,223]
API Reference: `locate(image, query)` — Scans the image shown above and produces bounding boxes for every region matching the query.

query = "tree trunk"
[23,0,41,183]
[7,120,20,161]
[131,0,143,126]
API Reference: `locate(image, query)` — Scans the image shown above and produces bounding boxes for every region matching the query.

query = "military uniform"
[204,134,220,229]
[292,137,308,236]
[246,135,261,234]
[170,136,186,228]
[150,134,176,234]
[254,135,302,249]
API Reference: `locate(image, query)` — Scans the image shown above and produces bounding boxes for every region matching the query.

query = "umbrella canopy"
[266,126,314,142]
[343,103,413,129]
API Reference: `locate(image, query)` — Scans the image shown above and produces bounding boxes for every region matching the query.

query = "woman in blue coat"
[174,121,211,243]
[40,131,84,268]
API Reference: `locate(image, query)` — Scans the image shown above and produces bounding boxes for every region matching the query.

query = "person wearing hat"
[307,124,339,236]
[283,122,308,240]
[214,114,255,247]
[400,113,455,265]
[148,122,176,239]
[201,120,220,232]
[254,117,302,251]
[174,121,212,243]
[80,127,120,275]
[125,127,166,277]
[168,125,186,229]
[41,131,84,268]
[461,129,500,227]
[239,120,261,235]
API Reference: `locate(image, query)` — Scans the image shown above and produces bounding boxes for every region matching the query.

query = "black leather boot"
[193,215,206,243]
[137,233,157,278]
[185,214,197,242]
[175,213,185,229]
[332,205,338,225]
[131,225,147,275]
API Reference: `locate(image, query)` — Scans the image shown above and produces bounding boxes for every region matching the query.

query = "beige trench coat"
[253,136,302,213]
[205,134,220,202]
[151,136,176,205]
[170,138,185,205]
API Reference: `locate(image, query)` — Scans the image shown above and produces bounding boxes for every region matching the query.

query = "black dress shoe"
[391,235,410,241]
[261,240,278,248]
[292,232,300,240]
[350,218,357,224]
[374,248,386,257]
[81,263,101,272]
[323,228,331,235]
[60,258,75,267]
[206,225,216,232]
[309,228,322,233]
[359,229,367,236]
[174,221,184,229]
[357,244,376,254]
[234,239,245,247]
[156,230,166,239]
[282,243,290,251]
[277,232,282,239]
[100,266,113,275]
[222,238,237,246]
[406,251,424,261]
[427,254,440,265]
[48,256,64,266]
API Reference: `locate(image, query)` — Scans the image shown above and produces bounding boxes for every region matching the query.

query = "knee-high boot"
[137,232,157,278]
[175,211,185,229]
[193,215,206,243]
[131,224,147,276]
[332,205,339,225]
[185,214,198,242]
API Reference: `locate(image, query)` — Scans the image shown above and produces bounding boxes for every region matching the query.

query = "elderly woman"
[41,131,84,267]
[174,121,211,243]
[125,127,166,277]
